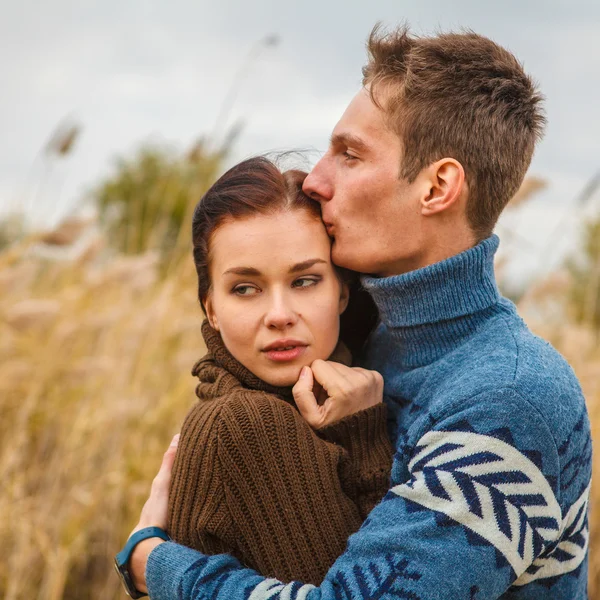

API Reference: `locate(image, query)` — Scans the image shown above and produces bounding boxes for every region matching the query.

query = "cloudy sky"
[2,0,599,284]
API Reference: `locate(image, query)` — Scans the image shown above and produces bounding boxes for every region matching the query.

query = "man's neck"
[377,230,477,278]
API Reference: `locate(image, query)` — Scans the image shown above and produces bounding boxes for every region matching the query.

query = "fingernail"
[170,433,180,447]
[300,366,308,378]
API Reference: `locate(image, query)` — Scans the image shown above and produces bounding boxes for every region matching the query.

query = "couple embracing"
[115,24,592,600]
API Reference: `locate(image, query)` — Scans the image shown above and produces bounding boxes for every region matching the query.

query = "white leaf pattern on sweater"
[249,580,316,600]
[513,483,590,585]
[391,430,562,577]
[248,580,285,600]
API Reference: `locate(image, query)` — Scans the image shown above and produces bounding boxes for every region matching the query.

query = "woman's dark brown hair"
[192,156,378,357]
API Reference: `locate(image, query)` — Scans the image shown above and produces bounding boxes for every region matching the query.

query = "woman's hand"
[128,433,179,593]
[293,361,384,429]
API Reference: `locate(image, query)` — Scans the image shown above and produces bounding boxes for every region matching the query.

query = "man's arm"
[140,388,588,600]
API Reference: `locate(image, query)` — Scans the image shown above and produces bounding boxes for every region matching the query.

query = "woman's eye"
[233,285,259,296]
[292,277,319,289]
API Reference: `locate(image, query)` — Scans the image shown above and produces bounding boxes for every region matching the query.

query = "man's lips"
[262,339,308,362]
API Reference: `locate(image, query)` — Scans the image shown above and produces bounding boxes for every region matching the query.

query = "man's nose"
[303,156,333,203]
[263,292,298,330]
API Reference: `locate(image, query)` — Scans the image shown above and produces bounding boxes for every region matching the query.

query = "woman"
[163,157,392,585]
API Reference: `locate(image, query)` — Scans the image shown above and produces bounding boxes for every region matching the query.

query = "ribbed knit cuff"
[317,403,391,472]
[146,541,203,600]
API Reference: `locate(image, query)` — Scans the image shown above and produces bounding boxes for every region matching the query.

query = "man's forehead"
[330,90,397,150]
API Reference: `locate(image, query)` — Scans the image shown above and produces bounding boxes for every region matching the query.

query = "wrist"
[130,537,166,594]
[115,527,170,598]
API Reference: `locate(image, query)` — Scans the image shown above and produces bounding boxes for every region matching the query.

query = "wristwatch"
[114,526,171,598]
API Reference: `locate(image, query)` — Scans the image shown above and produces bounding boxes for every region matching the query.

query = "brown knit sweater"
[167,321,393,585]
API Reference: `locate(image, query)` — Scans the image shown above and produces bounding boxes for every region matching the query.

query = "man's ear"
[204,293,219,331]
[420,158,465,216]
[338,281,350,315]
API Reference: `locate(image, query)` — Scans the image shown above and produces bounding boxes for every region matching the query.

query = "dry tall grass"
[0,234,598,599]
[0,241,204,600]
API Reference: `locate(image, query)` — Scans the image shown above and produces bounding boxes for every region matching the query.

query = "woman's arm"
[212,390,387,584]
[168,400,240,561]
[126,363,393,593]
[316,404,392,518]
[293,362,393,518]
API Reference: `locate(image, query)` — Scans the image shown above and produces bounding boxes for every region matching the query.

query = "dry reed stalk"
[37,217,92,247]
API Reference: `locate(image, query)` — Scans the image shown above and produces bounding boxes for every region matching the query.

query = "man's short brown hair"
[362,24,545,240]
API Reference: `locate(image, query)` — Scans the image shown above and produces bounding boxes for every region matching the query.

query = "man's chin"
[331,242,362,272]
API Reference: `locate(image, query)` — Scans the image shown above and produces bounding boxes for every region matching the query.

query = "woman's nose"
[303,156,333,203]
[263,293,298,330]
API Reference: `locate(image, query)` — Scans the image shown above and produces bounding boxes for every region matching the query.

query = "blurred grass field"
[0,156,598,598]
[0,242,205,600]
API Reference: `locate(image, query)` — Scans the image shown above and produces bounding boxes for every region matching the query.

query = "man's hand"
[128,433,179,593]
[293,361,384,428]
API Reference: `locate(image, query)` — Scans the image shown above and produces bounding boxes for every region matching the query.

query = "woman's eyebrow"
[223,259,327,277]
[289,259,327,273]
[223,266,261,276]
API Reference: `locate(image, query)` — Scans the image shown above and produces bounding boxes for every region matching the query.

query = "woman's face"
[204,209,348,387]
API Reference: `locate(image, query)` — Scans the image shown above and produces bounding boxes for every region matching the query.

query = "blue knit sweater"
[146,235,591,600]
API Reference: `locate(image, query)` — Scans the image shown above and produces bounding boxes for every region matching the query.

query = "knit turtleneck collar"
[194,320,352,403]
[196,320,296,401]
[361,235,502,368]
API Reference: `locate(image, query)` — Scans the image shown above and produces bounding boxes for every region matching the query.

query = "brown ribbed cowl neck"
[167,321,393,585]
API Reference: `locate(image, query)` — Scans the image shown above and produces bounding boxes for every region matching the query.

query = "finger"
[152,434,180,490]
[310,359,349,393]
[292,367,322,427]
[162,433,180,469]
[328,362,373,387]
[325,360,354,374]
[352,367,383,385]
[347,367,371,376]
[325,360,373,382]
[321,361,356,383]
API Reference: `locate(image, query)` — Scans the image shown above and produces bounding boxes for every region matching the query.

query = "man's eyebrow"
[223,266,262,276]
[330,132,369,152]
[289,259,328,273]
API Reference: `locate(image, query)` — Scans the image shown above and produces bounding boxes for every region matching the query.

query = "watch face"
[114,558,142,599]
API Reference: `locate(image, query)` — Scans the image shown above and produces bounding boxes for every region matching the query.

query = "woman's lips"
[263,344,307,362]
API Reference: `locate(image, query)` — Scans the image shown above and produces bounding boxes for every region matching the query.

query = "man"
[120,25,591,599]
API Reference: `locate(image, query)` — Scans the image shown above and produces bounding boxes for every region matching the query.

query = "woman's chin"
[259,364,304,388]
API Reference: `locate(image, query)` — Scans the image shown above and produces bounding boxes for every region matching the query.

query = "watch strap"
[116,526,171,567]
[115,527,171,598]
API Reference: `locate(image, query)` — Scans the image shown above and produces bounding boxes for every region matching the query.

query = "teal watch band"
[114,527,170,598]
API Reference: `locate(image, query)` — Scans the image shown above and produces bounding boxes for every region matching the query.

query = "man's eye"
[292,277,320,289]
[343,151,357,161]
[233,285,260,296]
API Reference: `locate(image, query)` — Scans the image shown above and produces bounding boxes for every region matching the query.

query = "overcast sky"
[1,0,599,285]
